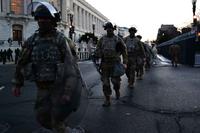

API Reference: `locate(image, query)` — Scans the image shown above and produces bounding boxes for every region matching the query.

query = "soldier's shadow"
[119,86,135,105]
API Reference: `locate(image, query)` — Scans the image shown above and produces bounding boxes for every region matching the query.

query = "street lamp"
[192,0,199,41]
[69,13,74,40]
[193,15,198,26]
[192,0,199,28]
[192,0,197,16]
[92,23,95,36]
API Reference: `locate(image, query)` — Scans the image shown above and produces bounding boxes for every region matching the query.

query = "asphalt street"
[1,59,200,133]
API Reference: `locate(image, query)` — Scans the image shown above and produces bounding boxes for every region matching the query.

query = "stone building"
[118,26,129,38]
[0,0,108,43]
[0,0,109,60]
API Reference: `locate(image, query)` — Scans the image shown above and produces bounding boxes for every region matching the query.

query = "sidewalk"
[79,64,200,133]
[0,62,15,65]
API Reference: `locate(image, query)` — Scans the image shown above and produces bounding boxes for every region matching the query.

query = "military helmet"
[103,22,116,30]
[33,2,61,22]
[129,27,137,33]
[136,35,142,39]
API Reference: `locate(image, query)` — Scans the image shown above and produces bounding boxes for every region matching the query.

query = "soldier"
[169,44,180,67]
[95,22,127,107]
[151,43,157,59]
[124,27,145,88]
[0,49,3,62]
[12,2,83,133]
[2,49,7,64]
[135,35,146,77]
[7,38,12,46]
[7,48,13,62]
[136,35,153,71]
[14,48,21,64]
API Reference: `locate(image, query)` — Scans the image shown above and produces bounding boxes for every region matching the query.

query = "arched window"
[13,24,23,41]
[11,0,24,15]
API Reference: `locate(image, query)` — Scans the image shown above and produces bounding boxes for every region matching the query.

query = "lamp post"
[69,13,74,40]
[92,23,95,36]
[192,0,197,16]
[192,0,199,41]
[192,0,198,26]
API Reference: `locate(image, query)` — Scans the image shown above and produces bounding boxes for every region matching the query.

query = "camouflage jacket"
[124,36,146,58]
[95,34,128,64]
[13,30,78,95]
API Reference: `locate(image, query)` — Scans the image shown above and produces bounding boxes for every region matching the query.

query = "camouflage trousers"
[145,56,151,69]
[35,81,72,133]
[101,63,121,96]
[126,57,144,83]
[126,62,136,85]
[171,54,179,66]
[136,57,145,77]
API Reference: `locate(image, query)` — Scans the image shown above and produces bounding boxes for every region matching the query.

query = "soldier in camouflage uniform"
[136,35,153,71]
[169,44,180,67]
[95,22,127,107]
[124,27,145,88]
[12,2,81,133]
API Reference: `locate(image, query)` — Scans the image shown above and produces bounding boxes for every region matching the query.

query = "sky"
[85,0,200,41]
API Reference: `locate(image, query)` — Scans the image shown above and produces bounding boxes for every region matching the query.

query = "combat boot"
[128,83,135,89]
[138,75,143,80]
[102,96,111,107]
[128,80,135,89]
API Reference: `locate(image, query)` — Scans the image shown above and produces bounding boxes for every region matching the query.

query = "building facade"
[157,24,181,39]
[118,26,129,38]
[0,0,109,60]
[0,0,109,44]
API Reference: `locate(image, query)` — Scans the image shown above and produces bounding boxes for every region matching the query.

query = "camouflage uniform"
[136,35,148,75]
[95,34,127,105]
[169,44,180,67]
[12,2,85,132]
[142,42,154,70]
[124,35,145,86]
[12,28,80,133]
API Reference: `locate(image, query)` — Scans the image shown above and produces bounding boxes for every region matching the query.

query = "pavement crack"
[155,120,161,133]
[174,116,183,133]
[119,98,200,117]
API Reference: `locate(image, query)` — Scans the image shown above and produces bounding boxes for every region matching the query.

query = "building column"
[61,0,67,24]
[86,12,89,32]
[74,4,78,29]
[97,18,99,34]
[6,0,10,13]
[95,18,98,34]
[89,13,91,32]
[79,7,82,30]
[94,17,97,33]
[82,9,85,31]
[76,6,79,29]
[84,10,87,32]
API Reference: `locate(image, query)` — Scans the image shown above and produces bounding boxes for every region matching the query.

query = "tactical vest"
[125,36,140,57]
[29,31,63,81]
[101,35,119,62]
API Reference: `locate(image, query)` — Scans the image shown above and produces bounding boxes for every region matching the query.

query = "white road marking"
[0,86,5,91]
